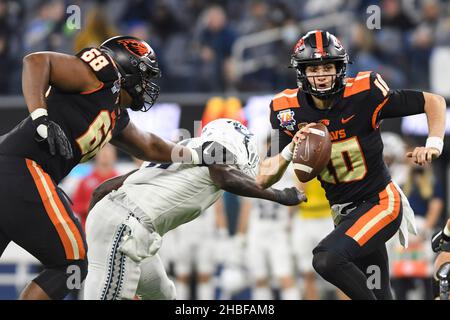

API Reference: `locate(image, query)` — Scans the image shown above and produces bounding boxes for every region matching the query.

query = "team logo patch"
[277,109,296,131]
[293,38,305,54]
[118,39,151,57]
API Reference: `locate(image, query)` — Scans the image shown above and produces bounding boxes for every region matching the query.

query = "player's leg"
[312,182,403,300]
[136,254,176,300]
[292,217,325,300]
[83,197,141,300]
[270,232,299,300]
[354,245,394,300]
[196,239,216,300]
[247,237,271,300]
[0,158,87,300]
[173,231,193,300]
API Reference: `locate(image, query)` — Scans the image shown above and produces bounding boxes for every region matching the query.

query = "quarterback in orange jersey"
[256,30,447,299]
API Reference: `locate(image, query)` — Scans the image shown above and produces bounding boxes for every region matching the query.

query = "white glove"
[119,215,162,263]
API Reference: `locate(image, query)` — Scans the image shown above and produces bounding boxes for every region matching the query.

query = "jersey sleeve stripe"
[371,97,389,129]
[25,159,86,260]
[80,82,105,95]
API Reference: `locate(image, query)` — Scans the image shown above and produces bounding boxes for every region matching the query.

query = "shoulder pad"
[271,88,300,112]
[343,71,372,98]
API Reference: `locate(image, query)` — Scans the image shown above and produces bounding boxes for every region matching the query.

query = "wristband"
[426,136,443,155]
[281,143,294,162]
[30,108,48,120]
[444,224,450,241]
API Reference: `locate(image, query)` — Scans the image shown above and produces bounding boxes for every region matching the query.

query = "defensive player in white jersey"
[83,119,306,300]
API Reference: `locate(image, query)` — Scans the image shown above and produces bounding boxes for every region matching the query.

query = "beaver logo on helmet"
[117,39,152,58]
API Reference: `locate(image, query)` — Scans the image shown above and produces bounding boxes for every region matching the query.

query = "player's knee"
[161,279,177,300]
[72,259,88,282]
[312,250,346,279]
[34,259,88,300]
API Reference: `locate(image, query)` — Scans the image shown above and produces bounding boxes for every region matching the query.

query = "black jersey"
[270,71,398,205]
[0,47,130,183]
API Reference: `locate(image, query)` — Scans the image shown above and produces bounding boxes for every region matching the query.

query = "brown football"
[293,123,332,183]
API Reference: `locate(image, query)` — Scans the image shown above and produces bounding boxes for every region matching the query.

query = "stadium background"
[0,0,449,299]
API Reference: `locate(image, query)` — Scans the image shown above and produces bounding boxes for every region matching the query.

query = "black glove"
[274,187,307,206]
[32,111,73,159]
[431,229,450,253]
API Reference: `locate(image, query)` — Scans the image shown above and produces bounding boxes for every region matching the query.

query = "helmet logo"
[293,38,305,54]
[118,39,151,57]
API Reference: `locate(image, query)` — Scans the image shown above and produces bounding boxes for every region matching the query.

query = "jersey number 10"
[319,136,368,184]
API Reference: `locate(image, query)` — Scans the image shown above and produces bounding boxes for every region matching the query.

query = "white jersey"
[114,135,256,236]
[119,162,222,236]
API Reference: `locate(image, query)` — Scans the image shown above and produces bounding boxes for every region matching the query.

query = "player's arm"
[256,125,315,188]
[88,169,139,211]
[209,164,306,206]
[372,75,446,164]
[22,52,101,159]
[22,52,101,113]
[110,121,197,164]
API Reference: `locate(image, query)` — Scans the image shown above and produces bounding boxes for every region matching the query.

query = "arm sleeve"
[268,101,292,157]
[378,90,425,120]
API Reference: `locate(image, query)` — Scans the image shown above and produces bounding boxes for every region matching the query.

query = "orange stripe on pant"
[25,159,86,260]
[345,182,401,246]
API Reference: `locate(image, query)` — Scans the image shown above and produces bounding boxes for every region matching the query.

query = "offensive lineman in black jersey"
[0,36,197,300]
[256,30,447,299]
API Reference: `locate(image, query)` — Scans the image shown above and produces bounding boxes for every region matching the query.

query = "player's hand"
[32,110,73,159]
[274,187,307,206]
[292,122,317,144]
[406,147,439,166]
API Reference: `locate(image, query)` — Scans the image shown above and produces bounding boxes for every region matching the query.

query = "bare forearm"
[22,53,50,113]
[256,153,291,188]
[424,92,446,139]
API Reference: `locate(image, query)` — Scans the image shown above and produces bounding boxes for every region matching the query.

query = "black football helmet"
[290,30,349,100]
[100,35,161,111]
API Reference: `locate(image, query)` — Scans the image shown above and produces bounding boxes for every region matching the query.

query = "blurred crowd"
[1,0,450,94]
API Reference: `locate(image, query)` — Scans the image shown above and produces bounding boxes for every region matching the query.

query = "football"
[293,123,332,183]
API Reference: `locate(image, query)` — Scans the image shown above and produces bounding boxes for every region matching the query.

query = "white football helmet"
[201,118,260,178]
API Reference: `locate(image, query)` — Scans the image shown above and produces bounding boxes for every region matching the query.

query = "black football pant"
[312,182,403,300]
[0,156,87,299]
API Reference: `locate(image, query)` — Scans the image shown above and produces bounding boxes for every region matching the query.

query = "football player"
[256,30,446,299]
[431,218,450,299]
[0,36,199,300]
[83,119,306,300]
